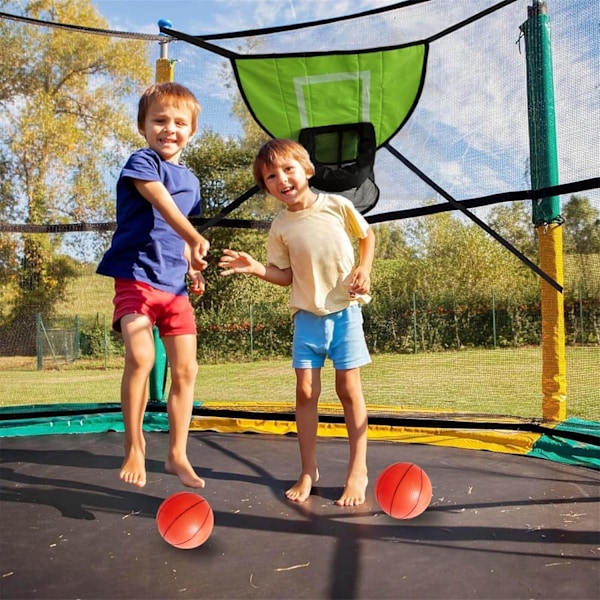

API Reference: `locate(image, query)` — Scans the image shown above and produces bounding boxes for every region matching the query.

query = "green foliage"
[488,201,538,258]
[404,212,539,305]
[185,131,258,216]
[196,302,292,363]
[562,195,600,255]
[184,130,285,313]
[372,222,413,260]
[185,189,600,357]
[79,324,122,357]
[562,196,600,299]
[0,0,153,344]
[1,7,598,360]
[1,0,152,226]
[15,238,78,321]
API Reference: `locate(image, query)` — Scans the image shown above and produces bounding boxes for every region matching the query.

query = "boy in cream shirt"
[219,139,375,506]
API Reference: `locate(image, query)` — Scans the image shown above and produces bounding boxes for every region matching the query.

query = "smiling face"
[254,139,316,211]
[138,99,195,163]
[261,157,316,211]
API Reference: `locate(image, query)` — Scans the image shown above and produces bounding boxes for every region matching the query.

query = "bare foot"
[120,446,147,488]
[335,472,368,506]
[285,469,319,503]
[165,456,205,489]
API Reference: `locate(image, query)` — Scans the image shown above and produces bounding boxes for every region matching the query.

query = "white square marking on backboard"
[293,71,371,128]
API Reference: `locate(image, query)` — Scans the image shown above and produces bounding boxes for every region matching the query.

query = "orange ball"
[375,462,432,519]
[156,492,214,549]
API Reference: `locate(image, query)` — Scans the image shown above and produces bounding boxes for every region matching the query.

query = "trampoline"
[1,2,599,599]
[1,429,599,600]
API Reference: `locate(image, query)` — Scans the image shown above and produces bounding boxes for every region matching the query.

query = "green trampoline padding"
[0,403,171,437]
[529,418,600,468]
[1,405,597,470]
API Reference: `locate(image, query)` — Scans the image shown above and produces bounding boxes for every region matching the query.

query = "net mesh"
[0,1,598,431]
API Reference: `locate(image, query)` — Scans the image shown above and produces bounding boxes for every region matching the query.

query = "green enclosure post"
[149,326,168,403]
[521,0,566,421]
[522,1,561,225]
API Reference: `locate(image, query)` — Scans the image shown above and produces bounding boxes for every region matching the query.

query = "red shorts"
[112,279,197,336]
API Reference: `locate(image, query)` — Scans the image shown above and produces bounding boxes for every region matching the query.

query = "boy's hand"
[190,236,210,271]
[218,249,256,276]
[348,265,371,296]
[188,271,206,295]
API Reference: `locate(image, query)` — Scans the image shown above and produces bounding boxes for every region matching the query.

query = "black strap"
[299,123,377,193]
[384,142,564,293]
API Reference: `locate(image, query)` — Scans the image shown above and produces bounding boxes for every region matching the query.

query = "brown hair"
[252,139,315,191]
[137,82,201,133]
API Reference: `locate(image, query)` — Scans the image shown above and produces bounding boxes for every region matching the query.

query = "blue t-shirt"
[97,148,201,295]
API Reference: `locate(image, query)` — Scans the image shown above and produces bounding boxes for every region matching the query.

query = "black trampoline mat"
[1,431,599,600]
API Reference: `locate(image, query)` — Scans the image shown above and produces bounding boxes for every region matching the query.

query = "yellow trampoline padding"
[192,401,451,415]
[190,413,541,456]
[365,424,540,455]
[191,416,298,435]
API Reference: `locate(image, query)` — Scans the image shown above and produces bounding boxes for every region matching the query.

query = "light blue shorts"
[292,304,371,370]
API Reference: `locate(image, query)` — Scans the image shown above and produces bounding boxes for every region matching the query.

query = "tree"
[410,213,539,344]
[183,129,290,317]
[561,194,600,297]
[488,201,538,259]
[372,222,412,260]
[562,195,600,255]
[0,0,153,351]
[181,69,284,313]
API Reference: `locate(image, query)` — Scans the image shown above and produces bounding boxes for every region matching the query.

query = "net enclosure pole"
[155,18,176,83]
[521,1,566,421]
[148,19,175,403]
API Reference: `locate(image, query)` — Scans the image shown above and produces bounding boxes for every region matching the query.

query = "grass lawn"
[13,266,589,421]
[55,266,115,319]
[2,347,598,422]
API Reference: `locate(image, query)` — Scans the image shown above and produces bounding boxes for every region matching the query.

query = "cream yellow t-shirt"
[266,193,372,316]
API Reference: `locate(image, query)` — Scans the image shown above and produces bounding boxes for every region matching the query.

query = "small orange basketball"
[375,462,432,519]
[156,492,214,549]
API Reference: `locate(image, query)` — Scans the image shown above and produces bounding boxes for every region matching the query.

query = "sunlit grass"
[55,265,115,321]
[2,347,597,422]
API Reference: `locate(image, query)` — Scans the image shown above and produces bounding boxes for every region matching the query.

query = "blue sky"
[90,0,599,215]
[92,0,386,36]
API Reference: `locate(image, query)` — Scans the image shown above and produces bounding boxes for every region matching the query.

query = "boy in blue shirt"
[98,82,209,489]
